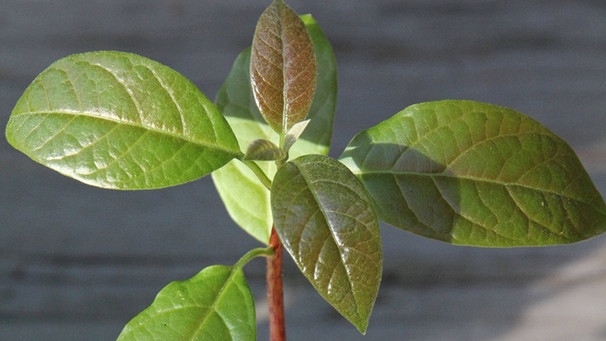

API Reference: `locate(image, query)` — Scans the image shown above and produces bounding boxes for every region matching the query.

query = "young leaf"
[244,139,285,161]
[212,15,337,244]
[215,15,336,158]
[117,265,255,341]
[250,0,317,134]
[272,155,382,334]
[5,51,241,190]
[340,100,606,247]
[283,119,311,153]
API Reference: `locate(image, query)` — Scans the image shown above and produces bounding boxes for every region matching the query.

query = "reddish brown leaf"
[250,0,317,134]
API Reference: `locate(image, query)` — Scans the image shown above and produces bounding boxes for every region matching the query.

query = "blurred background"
[1,0,605,340]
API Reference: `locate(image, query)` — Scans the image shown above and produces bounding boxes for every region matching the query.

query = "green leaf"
[272,155,382,334]
[294,14,337,158]
[5,51,241,190]
[340,100,606,247]
[117,265,255,341]
[212,15,337,244]
[215,48,274,153]
[250,0,317,134]
[212,159,274,243]
[212,48,276,244]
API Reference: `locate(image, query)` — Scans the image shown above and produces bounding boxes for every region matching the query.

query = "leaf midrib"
[191,267,242,340]
[140,267,244,339]
[295,161,362,319]
[15,109,241,157]
[354,168,604,211]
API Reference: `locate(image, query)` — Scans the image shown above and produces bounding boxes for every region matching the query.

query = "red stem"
[267,227,286,341]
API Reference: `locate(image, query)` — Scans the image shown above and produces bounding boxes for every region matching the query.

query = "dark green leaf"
[212,15,337,244]
[117,265,255,341]
[250,0,317,134]
[272,155,382,333]
[5,51,241,190]
[340,100,606,246]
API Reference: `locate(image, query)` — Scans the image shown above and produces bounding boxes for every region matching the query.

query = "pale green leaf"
[211,47,275,243]
[272,155,382,334]
[212,15,337,244]
[283,119,310,153]
[212,159,274,243]
[5,51,241,190]
[340,100,606,246]
[117,265,255,341]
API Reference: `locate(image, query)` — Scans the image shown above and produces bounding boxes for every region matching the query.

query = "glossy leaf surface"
[213,15,337,243]
[272,155,382,333]
[251,0,317,133]
[6,51,240,190]
[340,100,606,246]
[117,265,255,341]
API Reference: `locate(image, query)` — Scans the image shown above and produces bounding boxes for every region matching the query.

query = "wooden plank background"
[1,0,605,340]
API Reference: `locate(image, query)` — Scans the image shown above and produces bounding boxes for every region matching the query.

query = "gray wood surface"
[1,1,606,340]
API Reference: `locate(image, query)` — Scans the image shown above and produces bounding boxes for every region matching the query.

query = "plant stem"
[243,160,273,190]
[267,227,286,341]
[234,247,274,269]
